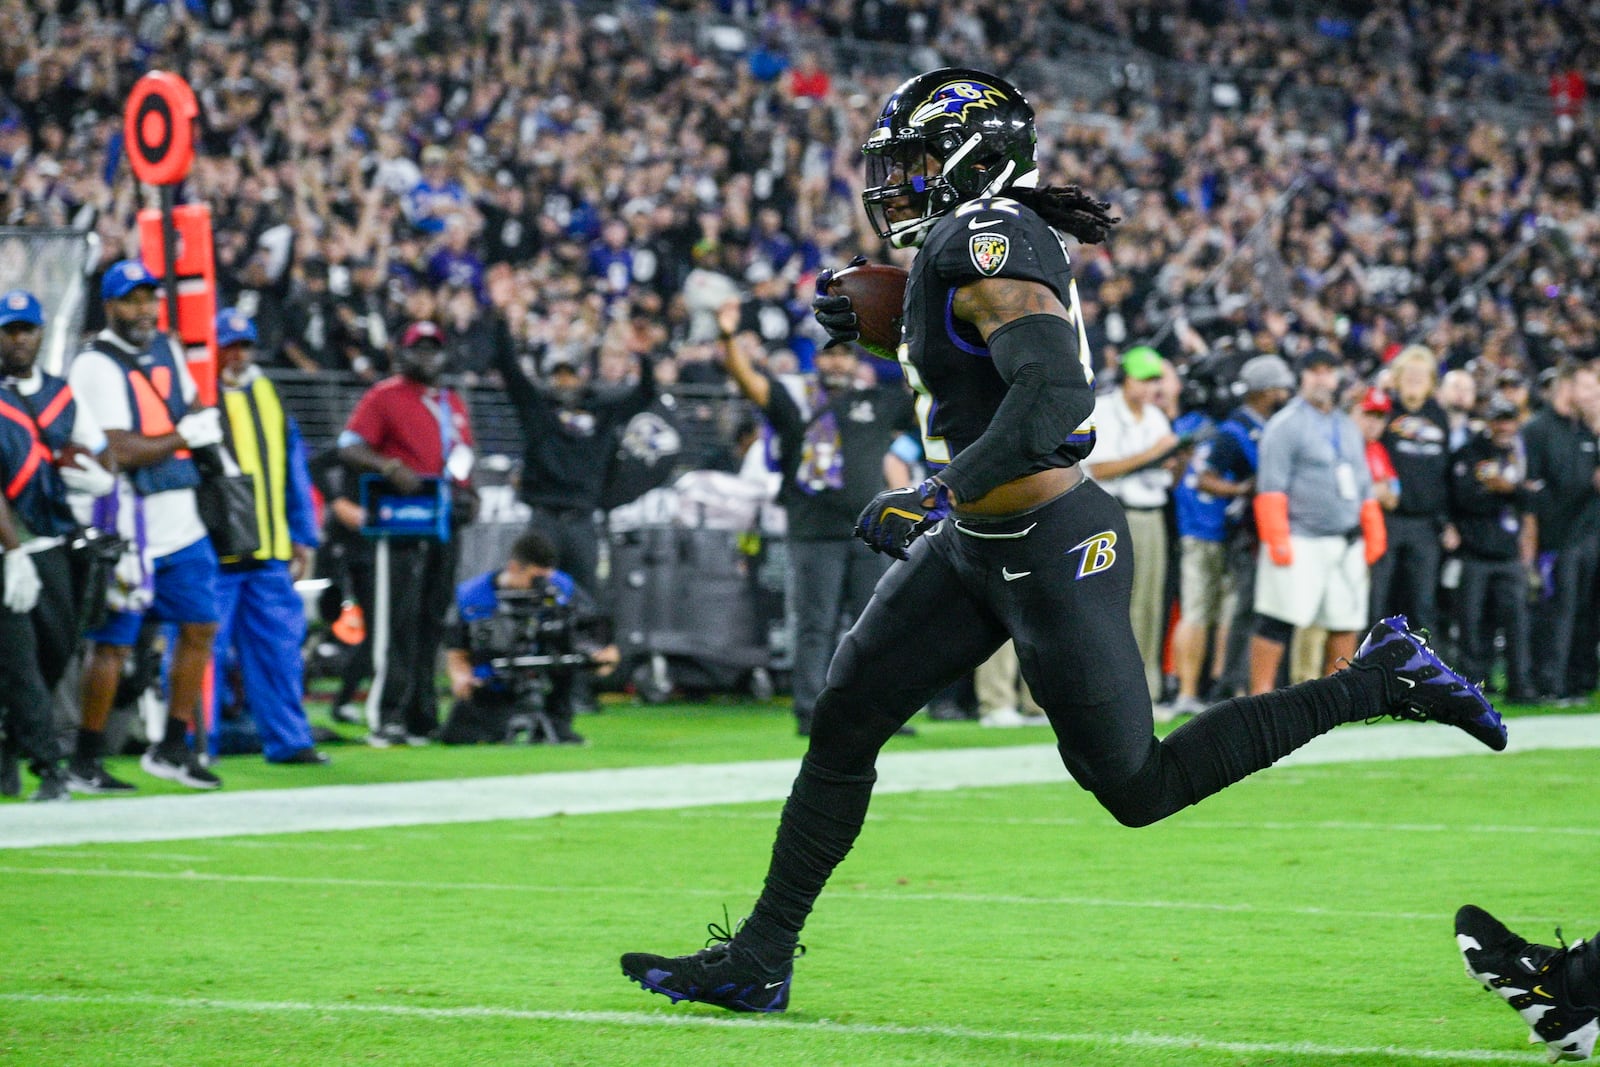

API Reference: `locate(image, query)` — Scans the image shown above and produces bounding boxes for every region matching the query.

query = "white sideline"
[3,714,1598,850]
[0,991,1537,1063]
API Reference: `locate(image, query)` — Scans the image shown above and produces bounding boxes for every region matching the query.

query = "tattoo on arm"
[950,278,1069,342]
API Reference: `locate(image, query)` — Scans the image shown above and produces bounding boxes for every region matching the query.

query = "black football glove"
[811,254,868,349]
[854,477,952,561]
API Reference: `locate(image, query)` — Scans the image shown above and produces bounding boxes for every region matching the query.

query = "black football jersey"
[897,195,1096,471]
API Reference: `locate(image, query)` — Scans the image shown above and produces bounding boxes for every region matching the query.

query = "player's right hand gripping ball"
[854,478,951,561]
[812,255,867,348]
[813,256,909,358]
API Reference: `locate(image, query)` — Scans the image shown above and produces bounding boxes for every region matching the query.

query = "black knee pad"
[1254,614,1293,645]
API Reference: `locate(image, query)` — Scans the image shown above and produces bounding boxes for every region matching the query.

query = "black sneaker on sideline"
[140,747,223,790]
[1457,904,1599,1062]
[621,920,799,1013]
[269,747,331,765]
[29,771,70,803]
[65,759,138,795]
[1352,614,1508,751]
[550,719,587,746]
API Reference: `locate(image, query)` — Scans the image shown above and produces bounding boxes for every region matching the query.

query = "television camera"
[467,580,612,743]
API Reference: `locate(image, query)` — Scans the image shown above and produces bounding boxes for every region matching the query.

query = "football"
[826,261,908,357]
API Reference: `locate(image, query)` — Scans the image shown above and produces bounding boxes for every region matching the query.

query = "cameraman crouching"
[442,530,618,745]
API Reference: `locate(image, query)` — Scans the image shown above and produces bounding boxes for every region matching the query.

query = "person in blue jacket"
[211,308,327,765]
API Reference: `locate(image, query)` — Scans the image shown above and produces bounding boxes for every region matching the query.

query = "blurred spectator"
[1370,346,1449,633]
[1522,360,1600,702]
[405,145,473,236]
[1448,396,1535,702]
[338,320,477,746]
[1167,354,1294,716]
[1249,350,1383,694]
[1084,347,1181,703]
[492,340,656,595]
[712,300,913,737]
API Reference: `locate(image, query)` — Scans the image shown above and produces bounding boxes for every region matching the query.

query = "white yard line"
[1,863,1588,930]
[0,991,1535,1063]
[3,714,1598,850]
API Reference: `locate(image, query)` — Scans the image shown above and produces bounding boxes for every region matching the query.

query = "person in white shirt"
[65,260,227,794]
[1084,346,1184,701]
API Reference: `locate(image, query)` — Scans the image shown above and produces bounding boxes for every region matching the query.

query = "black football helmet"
[861,68,1038,248]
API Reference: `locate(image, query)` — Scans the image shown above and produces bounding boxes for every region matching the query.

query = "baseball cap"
[1298,348,1341,373]
[1358,386,1392,414]
[1120,346,1165,381]
[214,307,257,348]
[1237,354,1294,393]
[101,259,159,301]
[0,289,44,328]
[401,320,445,348]
[1485,396,1521,421]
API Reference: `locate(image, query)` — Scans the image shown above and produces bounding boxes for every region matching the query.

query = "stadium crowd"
[0,0,1598,797]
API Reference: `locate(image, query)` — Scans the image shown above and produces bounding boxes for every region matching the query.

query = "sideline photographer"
[441,530,618,745]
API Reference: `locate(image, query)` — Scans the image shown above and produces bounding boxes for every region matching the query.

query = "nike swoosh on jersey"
[1002,568,1031,581]
[968,217,1002,229]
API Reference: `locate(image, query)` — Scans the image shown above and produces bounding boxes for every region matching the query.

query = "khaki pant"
[975,640,1044,716]
[1290,625,1328,684]
[1123,506,1168,701]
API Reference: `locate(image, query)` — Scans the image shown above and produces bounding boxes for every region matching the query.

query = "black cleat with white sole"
[1457,904,1600,1062]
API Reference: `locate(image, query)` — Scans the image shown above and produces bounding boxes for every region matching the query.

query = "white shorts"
[1253,534,1369,632]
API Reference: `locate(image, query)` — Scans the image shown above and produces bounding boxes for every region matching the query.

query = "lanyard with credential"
[421,388,455,476]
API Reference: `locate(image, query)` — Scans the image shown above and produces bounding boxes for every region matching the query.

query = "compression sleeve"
[934,314,1094,504]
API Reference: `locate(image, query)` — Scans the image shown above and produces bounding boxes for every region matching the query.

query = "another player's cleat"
[1352,614,1507,751]
[1457,904,1600,1062]
[621,919,800,1013]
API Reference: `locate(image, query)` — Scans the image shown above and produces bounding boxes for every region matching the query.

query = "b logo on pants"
[1069,531,1118,580]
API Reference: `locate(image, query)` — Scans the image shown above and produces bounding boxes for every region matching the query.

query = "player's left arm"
[933,277,1094,504]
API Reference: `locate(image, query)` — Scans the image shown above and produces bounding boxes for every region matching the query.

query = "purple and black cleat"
[1353,614,1507,751]
[622,920,799,1014]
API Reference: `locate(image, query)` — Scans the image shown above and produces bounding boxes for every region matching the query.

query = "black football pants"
[805,478,1387,825]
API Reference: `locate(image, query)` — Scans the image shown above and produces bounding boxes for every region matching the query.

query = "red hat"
[401,320,445,347]
[1359,386,1392,414]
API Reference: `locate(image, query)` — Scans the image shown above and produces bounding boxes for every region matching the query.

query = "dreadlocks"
[1007,186,1120,246]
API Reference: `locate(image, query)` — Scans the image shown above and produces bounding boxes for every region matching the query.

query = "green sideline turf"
[1,740,1593,1066]
[6,691,1593,799]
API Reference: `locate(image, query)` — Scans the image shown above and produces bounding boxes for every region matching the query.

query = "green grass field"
[2,698,1595,1066]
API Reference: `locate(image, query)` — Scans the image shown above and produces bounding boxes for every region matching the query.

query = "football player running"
[621,67,1505,1014]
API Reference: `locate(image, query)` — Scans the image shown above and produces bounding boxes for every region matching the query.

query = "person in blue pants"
[211,308,327,765]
